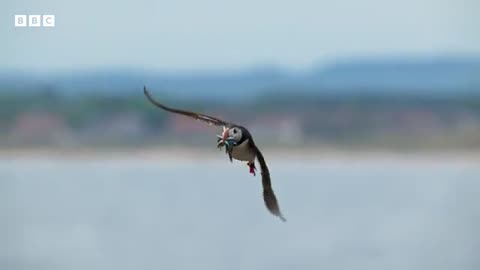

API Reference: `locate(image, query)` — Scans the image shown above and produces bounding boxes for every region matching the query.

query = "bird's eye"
[233,129,237,134]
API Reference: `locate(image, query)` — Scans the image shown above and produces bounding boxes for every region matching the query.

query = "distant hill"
[1,57,479,100]
[306,58,480,94]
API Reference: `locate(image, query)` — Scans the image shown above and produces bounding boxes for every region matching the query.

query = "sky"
[2,0,480,72]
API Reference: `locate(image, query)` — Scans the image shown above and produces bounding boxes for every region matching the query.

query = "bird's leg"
[247,161,256,176]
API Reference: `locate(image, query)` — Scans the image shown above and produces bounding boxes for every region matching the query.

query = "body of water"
[1,156,479,270]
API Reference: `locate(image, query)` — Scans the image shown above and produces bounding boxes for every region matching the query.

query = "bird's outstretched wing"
[143,86,229,127]
[254,145,287,222]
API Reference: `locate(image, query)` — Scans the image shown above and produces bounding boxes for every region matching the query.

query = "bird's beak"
[222,127,230,142]
[217,127,231,148]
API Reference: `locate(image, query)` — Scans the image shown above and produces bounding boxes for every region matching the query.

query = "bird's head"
[217,126,242,148]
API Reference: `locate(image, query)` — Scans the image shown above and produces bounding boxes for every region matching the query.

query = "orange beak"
[221,127,230,143]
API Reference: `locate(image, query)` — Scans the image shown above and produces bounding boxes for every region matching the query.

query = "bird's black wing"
[254,144,286,222]
[144,86,230,127]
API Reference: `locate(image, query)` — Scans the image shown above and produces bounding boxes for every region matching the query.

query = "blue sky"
[2,0,480,71]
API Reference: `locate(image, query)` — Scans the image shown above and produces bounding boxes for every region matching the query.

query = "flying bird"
[143,86,286,222]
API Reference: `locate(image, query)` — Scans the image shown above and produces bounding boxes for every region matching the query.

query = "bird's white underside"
[231,139,255,162]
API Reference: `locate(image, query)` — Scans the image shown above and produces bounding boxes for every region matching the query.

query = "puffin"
[143,86,286,222]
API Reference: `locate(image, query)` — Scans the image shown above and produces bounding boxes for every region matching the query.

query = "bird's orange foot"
[248,162,256,176]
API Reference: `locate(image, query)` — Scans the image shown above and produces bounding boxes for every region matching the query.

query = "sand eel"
[143,86,286,222]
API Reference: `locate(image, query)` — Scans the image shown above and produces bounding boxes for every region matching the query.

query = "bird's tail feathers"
[263,188,287,222]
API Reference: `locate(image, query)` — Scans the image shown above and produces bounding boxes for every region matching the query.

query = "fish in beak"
[221,126,230,144]
[217,127,232,148]
[216,127,237,161]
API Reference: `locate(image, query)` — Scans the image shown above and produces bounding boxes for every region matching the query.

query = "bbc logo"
[15,15,55,27]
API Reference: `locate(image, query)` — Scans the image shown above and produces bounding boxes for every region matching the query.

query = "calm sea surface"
[1,157,479,270]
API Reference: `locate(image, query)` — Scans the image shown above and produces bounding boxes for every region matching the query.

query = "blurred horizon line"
[2,53,480,74]
[1,54,479,100]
